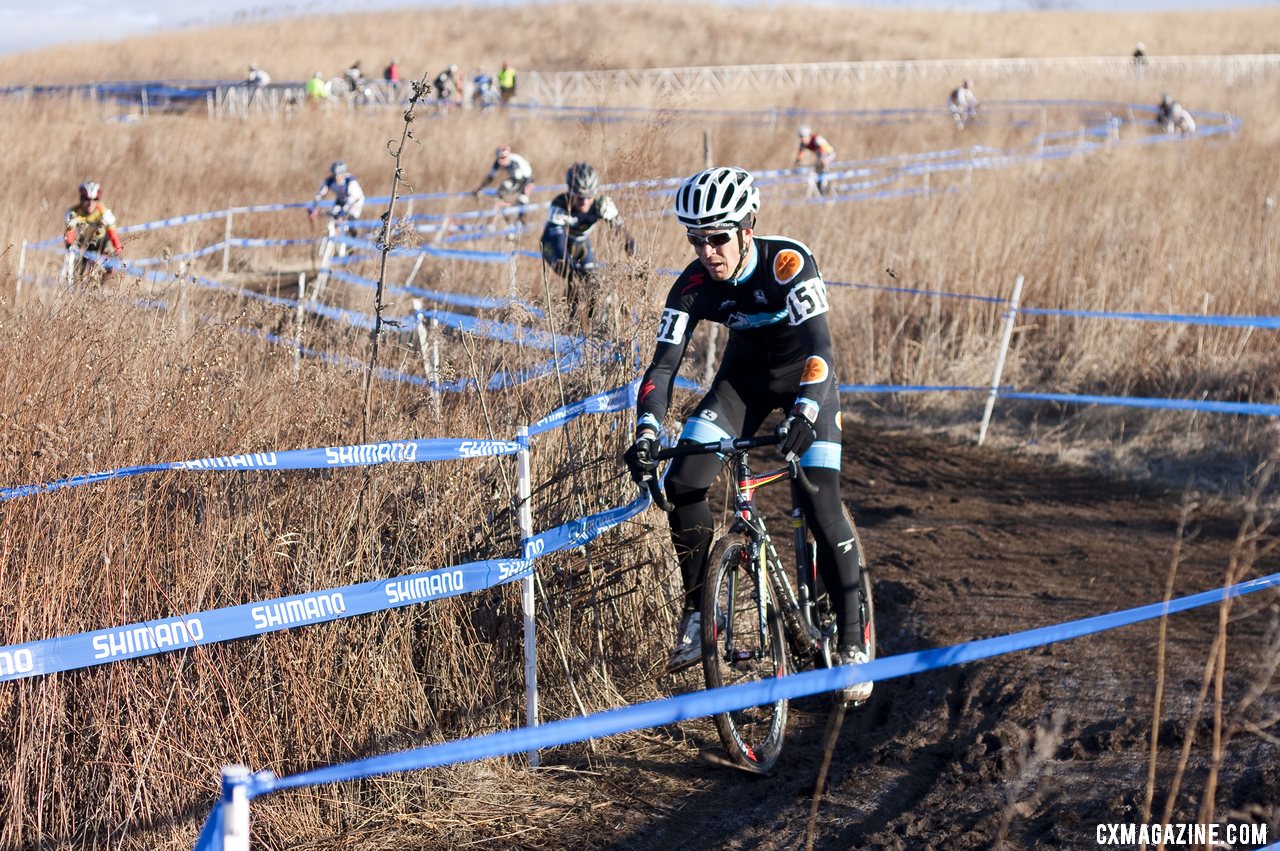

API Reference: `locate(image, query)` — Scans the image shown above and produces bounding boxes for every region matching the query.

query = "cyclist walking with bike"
[308,160,365,239]
[623,166,872,702]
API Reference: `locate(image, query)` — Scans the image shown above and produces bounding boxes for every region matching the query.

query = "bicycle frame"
[723,450,829,662]
[647,436,830,664]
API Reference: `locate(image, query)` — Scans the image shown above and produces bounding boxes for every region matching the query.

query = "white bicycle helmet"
[331,160,348,176]
[79,181,101,200]
[797,125,811,138]
[674,166,759,230]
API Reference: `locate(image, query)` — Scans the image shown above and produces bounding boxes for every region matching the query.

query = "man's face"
[687,226,751,282]
[570,194,595,214]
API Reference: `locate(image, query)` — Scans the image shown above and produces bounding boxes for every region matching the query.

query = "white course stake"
[516,425,540,766]
[220,765,251,851]
[977,274,1025,447]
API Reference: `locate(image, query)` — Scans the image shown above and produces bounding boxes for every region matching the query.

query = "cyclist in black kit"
[540,162,635,317]
[623,166,872,702]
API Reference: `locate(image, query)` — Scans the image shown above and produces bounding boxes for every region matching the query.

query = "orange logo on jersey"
[799,356,829,386]
[773,249,804,284]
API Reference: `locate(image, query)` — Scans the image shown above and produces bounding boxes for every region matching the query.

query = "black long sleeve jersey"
[636,234,837,441]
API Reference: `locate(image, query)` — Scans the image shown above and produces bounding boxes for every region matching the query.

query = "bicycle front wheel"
[701,534,789,773]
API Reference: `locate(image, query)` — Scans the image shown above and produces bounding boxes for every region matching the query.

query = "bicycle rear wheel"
[701,534,789,774]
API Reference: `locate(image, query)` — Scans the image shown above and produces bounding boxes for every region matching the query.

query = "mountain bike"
[643,434,876,773]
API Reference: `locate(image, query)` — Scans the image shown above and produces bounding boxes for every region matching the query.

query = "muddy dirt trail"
[554,422,1280,850]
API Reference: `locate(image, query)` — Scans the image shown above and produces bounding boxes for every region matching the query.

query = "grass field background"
[0,4,1278,848]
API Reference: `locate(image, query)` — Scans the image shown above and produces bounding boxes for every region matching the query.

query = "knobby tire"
[701,534,789,774]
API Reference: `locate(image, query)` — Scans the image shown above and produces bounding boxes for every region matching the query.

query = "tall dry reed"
[1,5,1279,848]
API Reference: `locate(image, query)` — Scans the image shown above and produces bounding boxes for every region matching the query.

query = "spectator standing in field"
[1132,42,1147,79]
[498,61,517,106]
[305,70,331,103]
[383,57,401,99]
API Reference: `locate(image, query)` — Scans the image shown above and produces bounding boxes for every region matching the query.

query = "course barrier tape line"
[0,384,652,681]
[840,383,999,395]
[529,379,640,436]
[1017,306,1280,329]
[1000,391,1280,418]
[0,486,651,685]
[324,267,544,316]
[0,438,522,503]
[841,384,1280,417]
[0,557,532,684]
[192,568,1280,848]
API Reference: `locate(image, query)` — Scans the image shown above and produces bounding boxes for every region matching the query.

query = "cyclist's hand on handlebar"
[623,431,660,483]
[776,411,816,462]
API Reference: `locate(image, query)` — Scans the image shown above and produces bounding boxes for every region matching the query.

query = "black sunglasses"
[686,230,736,249]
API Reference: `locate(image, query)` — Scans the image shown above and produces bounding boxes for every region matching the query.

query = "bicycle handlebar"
[640,434,818,512]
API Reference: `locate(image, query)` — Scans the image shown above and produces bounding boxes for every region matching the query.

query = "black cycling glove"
[623,432,660,483]
[776,412,816,462]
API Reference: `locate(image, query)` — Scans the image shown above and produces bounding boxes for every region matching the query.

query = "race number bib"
[785,279,829,324]
[656,308,690,345]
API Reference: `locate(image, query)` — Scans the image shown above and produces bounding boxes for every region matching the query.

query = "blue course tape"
[0,438,520,502]
[529,380,639,436]
[190,568,1280,839]
[0,483,649,684]
[1018,306,1280,329]
[1001,391,1280,418]
[0,556,532,683]
[841,383,995,394]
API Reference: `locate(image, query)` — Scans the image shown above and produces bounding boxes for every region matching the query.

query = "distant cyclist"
[433,64,462,107]
[794,125,835,195]
[64,181,123,279]
[246,64,270,88]
[622,165,872,702]
[308,161,365,239]
[948,79,979,129]
[540,162,635,317]
[472,67,497,109]
[1156,93,1195,134]
[472,144,534,222]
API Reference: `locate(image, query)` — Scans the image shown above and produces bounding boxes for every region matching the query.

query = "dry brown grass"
[1,4,1279,849]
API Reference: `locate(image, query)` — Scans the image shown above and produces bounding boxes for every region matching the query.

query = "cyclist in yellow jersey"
[64,181,122,273]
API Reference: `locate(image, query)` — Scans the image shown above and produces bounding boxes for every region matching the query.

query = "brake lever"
[645,476,675,512]
[790,459,820,495]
